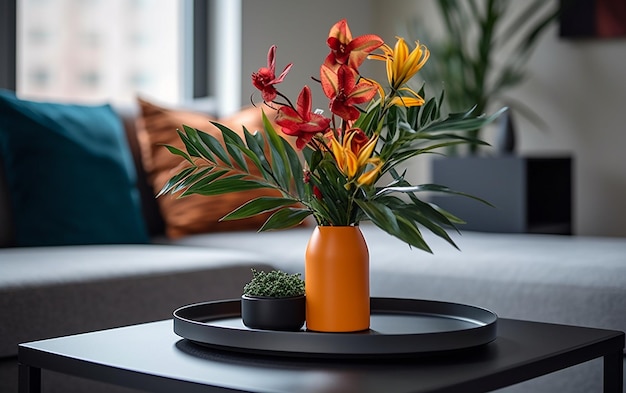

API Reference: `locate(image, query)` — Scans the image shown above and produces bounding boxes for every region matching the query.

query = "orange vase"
[304,225,370,332]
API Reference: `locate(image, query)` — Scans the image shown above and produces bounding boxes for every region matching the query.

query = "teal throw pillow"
[0,90,149,246]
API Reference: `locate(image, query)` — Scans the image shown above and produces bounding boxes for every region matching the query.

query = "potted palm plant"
[407,1,571,234]
[241,269,306,331]
[410,0,560,155]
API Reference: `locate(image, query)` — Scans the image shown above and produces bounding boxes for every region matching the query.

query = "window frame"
[0,0,16,90]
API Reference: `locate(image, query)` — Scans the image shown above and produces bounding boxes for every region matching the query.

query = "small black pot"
[241,294,305,331]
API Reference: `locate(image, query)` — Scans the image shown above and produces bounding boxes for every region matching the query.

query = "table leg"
[18,363,41,393]
[603,350,624,393]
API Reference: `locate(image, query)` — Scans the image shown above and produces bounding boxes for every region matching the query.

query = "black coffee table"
[18,316,624,393]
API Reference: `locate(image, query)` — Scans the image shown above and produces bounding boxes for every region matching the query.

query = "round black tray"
[173,297,497,358]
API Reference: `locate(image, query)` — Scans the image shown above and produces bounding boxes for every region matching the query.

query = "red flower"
[320,64,377,121]
[313,185,323,200]
[324,19,384,70]
[251,45,293,102]
[275,86,331,149]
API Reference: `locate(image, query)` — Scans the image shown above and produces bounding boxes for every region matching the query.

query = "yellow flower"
[356,157,383,186]
[370,37,429,107]
[329,129,382,187]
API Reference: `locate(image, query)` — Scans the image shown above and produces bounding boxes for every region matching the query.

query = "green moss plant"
[243,269,305,298]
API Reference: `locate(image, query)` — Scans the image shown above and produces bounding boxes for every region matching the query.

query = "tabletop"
[18,317,625,393]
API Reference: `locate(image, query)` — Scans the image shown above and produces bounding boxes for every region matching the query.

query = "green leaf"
[407,103,420,129]
[252,128,267,150]
[210,122,249,171]
[311,158,352,225]
[221,196,302,221]
[399,204,460,250]
[182,125,216,163]
[306,148,323,173]
[356,199,433,252]
[169,167,215,195]
[432,204,466,225]
[376,183,493,207]
[181,168,229,193]
[198,130,232,166]
[263,114,290,190]
[355,200,400,234]
[225,127,266,174]
[354,104,381,137]
[259,208,312,231]
[370,176,463,249]
[422,183,494,207]
[161,144,193,164]
[282,137,305,199]
[395,216,433,253]
[422,107,506,133]
[436,89,445,120]
[212,121,246,146]
[419,97,437,128]
[157,167,195,197]
[183,175,267,196]
[244,128,272,175]
[224,141,249,172]
[176,129,201,158]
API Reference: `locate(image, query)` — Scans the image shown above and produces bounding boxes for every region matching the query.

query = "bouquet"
[160,19,503,252]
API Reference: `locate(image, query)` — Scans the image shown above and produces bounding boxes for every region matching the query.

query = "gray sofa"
[0,100,276,393]
[1,99,625,393]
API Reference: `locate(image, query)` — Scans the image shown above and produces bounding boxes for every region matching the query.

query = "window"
[9,0,241,115]
[17,0,183,106]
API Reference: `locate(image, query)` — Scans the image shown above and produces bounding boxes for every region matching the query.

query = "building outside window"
[12,0,240,116]
[17,0,183,106]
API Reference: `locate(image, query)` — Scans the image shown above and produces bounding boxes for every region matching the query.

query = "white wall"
[518,25,626,237]
[240,0,626,237]
[241,0,377,114]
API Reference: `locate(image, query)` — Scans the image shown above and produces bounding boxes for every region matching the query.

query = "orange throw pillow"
[135,97,285,238]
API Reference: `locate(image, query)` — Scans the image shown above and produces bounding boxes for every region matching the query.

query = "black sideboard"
[430,155,572,235]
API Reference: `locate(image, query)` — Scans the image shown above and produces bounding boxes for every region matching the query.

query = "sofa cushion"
[0,90,149,246]
[0,150,13,247]
[135,97,283,238]
[113,103,166,238]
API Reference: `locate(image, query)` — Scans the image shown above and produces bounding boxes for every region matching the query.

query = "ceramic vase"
[304,225,369,332]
